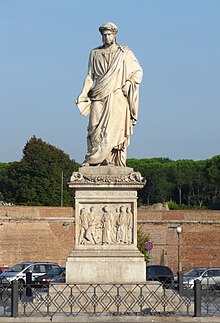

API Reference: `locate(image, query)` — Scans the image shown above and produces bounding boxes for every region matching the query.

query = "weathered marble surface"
[66,166,146,283]
[75,22,143,167]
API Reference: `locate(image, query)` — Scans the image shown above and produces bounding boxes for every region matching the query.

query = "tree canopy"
[1,137,220,209]
[127,156,220,209]
[1,136,79,206]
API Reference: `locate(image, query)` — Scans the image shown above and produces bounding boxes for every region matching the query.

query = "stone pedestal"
[66,166,146,284]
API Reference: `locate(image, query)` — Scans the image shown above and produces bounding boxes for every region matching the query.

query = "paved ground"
[0,315,220,322]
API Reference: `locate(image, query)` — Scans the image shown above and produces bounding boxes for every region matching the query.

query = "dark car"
[146,265,174,286]
[35,267,65,287]
[50,268,66,284]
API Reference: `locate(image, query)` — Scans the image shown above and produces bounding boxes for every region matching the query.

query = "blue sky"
[0,0,220,164]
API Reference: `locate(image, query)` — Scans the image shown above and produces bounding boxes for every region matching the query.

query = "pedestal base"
[66,248,146,284]
[67,166,146,284]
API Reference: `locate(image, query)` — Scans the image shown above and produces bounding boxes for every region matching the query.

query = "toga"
[76,45,143,166]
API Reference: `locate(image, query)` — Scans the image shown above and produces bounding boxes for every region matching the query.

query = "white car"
[0,262,60,284]
[175,268,220,290]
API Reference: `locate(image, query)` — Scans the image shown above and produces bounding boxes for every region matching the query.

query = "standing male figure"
[76,22,143,166]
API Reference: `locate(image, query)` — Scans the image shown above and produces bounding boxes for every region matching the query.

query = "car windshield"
[184,269,206,277]
[46,267,63,275]
[147,266,172,276]
[5,263,30,272]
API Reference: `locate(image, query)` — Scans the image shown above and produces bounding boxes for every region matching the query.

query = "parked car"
[146,265,174,286]
[0,265,9,272]
[35,267,65,287]
[175,268,220,290]
[0,262,60,285]
[50,268,66,284]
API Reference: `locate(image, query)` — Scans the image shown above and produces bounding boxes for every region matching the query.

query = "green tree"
[206,155,220,207]
[127,158,173,205]
[190,160,209,207]
[0,162,10,202]
[137,226,150,263]
[4,136,79,206]
[169,160,195,205]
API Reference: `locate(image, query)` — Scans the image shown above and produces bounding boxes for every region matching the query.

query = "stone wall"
[0,207,74,267]
[138,208,220,273]
[0,206,220,274]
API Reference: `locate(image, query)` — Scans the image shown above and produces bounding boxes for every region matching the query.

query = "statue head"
[80,208,86,214]
[120,205,126,212]
[99,22,118,35]
[103,205,109,212]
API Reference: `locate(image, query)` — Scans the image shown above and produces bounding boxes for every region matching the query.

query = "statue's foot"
[101,159,115,166]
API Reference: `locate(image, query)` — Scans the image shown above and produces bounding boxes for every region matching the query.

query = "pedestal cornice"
[68,166,146,189]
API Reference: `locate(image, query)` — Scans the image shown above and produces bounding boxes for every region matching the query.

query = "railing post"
[11,280,19,317]
[177,271,183,296]
[26,272,32,297]
[194,279,201,317]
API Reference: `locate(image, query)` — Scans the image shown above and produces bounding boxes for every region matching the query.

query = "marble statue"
[76,22,143,167]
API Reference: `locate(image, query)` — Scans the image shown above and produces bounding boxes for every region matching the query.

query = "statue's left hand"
[122,81,131,97]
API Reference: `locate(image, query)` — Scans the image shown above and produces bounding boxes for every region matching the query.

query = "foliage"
[208,200,220,210]
[167,199,207,210]
[137,226,150,263]
[0,162,10,202]
[127,156,220,210]
[2,136,80,206]
[1,138,220,209]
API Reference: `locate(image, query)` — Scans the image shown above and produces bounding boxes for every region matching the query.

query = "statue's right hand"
[76,95,89,104]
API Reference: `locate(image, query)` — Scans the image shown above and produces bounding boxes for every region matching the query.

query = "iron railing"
[0,275,219,318]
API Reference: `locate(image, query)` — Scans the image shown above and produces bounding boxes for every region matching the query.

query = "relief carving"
[78,204,133,245]
[70,171,145,185]
[116,206,129,244]
[75,191,137,197]
[101,206,116,244]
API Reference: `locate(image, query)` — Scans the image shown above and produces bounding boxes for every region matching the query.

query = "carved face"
[103,206,109,212]
[120,206,126,212]
[102,30,116,46]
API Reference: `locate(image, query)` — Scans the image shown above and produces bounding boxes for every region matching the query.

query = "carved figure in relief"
[126,206,133,243]
[79,208,89,244]
[85,206,97,244]
[115,207,121,243]
[117,206,128,244]
[101,206,116,244]
[75,22,143,167]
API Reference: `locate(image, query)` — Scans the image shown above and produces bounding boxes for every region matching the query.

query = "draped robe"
[76,45,143,166]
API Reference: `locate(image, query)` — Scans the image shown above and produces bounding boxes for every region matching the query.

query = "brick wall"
[138,209,220,274]
[0,206,219,275]
[0,207,74,267]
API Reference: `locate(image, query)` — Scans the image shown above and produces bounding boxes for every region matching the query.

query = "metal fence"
[0,275,220,318]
